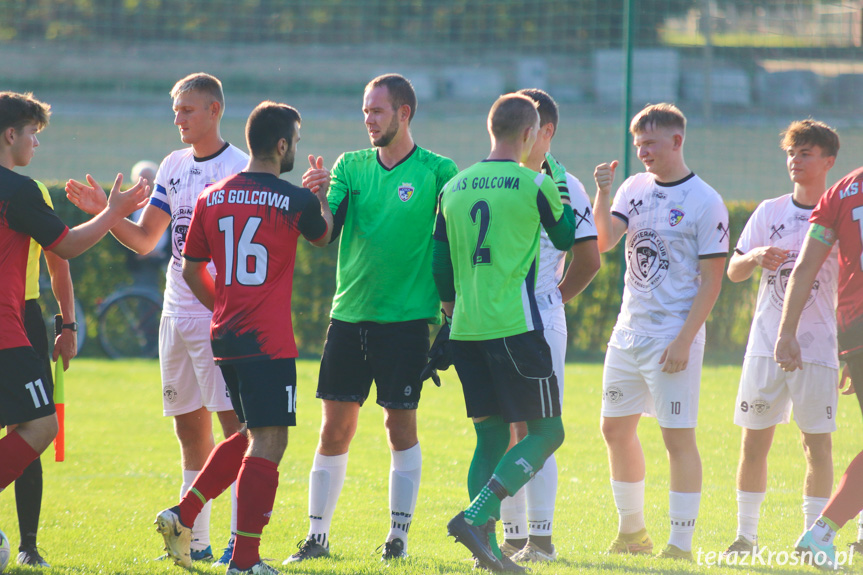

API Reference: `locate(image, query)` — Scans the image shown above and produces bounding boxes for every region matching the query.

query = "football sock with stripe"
[736,490,764,544]
[307,451,349,548]
[233,456,278,570]
[821,449,863,529]
[500,486,527,545]
[803,495,829,531]
[388,443,421,550]
[526,452,557,538]
[178,432,249,528]
[810,516,839,546]
[0,430,39,491]
[182,469,211,551]
[668,491,700,552]
[611,479,646,534]
[15,456,42,550]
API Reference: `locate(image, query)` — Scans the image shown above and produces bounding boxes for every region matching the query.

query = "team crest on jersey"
[398,183,414,202]
[766,251,818,310]
[171,206,194,269]
[627,229,669,292]
[169,178,180,194]
[669,208,685,226]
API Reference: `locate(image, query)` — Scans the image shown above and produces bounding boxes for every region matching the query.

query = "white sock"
[858,511,863,541]
[182,469,211,551]
[811,517,837,546]
[611,479,645,534]
[307,452,348,548]
[803,496,829,531]
[526,453,557,537]
[668,491,700,552]
[500,487,527,540]
[388,443,421,550]
[230,482,237,535]
[736,490,765,543]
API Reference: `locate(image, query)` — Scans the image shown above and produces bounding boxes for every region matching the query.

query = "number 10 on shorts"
[670,401,681,415]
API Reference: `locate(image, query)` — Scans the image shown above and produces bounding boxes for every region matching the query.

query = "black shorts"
[220,358,297,428]
[317,319,429,409]
[24,299,53,387]
[0,345,55,428]
[451,330,560,423]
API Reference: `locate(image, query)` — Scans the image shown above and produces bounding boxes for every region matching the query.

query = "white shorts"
[159,315,233,416]
[601,329,704,428]
[538,295,566,405]
[734,355,838,434]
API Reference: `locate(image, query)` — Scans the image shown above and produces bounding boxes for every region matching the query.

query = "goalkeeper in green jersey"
[432,93,575,571]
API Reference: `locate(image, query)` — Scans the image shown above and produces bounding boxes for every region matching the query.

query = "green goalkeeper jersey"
[434,160,571,340]
[328,145,458,324]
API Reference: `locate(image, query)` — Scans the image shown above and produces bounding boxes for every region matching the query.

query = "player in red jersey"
[0,91,148,491]
[776,165,863,569]
[154,101,332,575]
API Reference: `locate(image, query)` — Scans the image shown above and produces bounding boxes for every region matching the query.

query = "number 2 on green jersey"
[471,200,491,266]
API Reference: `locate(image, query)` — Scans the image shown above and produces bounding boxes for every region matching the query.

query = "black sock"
[529,535,553,554]
[15,455,42,550]
[505,537,527,550]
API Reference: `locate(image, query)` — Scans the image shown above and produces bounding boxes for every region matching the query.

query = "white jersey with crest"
[149,142,249,317]
[535,172,597,297]
[610,172,729,343]
[736,193,839,368]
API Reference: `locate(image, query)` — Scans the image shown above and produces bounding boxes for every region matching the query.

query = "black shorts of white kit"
[317,319,429,409]
[451,330,560,423]
[219,358,297,428]
[0,345,55,428]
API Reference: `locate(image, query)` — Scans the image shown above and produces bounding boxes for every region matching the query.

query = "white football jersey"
[150,143,249,317]
[610,172,729,342]
[536,172,596,297]
[736,194,839,368]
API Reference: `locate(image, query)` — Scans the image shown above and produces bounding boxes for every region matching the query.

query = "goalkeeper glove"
[420,313,453,386]
[544,152,569,198]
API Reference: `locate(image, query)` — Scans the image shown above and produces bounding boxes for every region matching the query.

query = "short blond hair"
[170,73,225,117]
[630,103,686,136]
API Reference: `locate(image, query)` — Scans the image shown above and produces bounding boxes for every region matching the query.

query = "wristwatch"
[62,322,78,332]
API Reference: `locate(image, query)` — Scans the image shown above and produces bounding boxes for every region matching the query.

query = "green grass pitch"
[1,358,862,574]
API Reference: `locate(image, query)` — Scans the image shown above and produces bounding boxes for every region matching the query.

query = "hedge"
[43,182,760,359]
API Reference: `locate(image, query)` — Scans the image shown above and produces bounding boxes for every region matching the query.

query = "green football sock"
[493,416,564,495]
[467,416,509,500]
[464,416,509,528]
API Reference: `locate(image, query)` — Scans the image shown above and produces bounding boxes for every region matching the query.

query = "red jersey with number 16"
[183,172,328,364]
[810,166,863,356]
